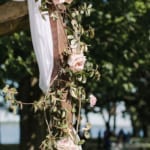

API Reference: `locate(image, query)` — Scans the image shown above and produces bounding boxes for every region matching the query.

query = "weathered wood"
[49,5,73,130]
[0,1,28,36]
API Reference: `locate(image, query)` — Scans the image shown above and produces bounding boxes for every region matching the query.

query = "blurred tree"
[81,0,150,136]
[0,31,47,149]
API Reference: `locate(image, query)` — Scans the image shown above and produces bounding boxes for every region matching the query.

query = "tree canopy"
[85,0,150,135]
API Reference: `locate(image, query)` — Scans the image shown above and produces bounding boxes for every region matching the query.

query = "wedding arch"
[1,1,100,149]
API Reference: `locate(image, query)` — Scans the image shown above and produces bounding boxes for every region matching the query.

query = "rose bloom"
[89,94,97,107]
[68,53,86,72]
[53,0,73,4]
[56,137,80,150]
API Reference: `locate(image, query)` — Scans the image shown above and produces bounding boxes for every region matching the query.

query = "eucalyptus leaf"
[70,86,78,99]
[84,131,90,139]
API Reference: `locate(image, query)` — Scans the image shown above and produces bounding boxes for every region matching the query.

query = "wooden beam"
[0,1,28,36]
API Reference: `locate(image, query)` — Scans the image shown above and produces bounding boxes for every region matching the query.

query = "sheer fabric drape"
[27,0,53,93]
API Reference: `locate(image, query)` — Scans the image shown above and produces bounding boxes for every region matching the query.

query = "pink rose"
[53,0,73,5]
[89,94,97,107]
[53,0,64,4]
[56,137,80,150]
[68,53,86,72]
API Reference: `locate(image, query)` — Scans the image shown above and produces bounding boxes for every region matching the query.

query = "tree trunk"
[131,115,139,137]
[113,113,116,132]
[18,76,47,150]
[147,125,150,137]
[113,103,116,132]
[142,124,148,137]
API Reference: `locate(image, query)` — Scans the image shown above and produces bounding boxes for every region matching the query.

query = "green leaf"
[70,86,78,99]
[84,131,90,139]
[78,139,85,145]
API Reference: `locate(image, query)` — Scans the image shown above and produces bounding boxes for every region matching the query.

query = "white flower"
[68,53,86,72]
[89,94,97,107]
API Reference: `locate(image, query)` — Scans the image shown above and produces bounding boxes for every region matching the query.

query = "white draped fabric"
[27,0,53,93]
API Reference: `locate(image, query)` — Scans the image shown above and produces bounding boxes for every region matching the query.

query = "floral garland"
[2,0,100,149]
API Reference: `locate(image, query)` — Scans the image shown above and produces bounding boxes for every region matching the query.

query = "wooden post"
[48,3,73,134]
[0,1,28,36]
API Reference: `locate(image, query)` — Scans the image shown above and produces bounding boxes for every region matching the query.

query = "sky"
[81,102,132,127]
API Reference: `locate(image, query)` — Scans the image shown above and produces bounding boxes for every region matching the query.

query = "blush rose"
[53,0,73,5]
[89,94,97,107]
[56,137,80,150]
[68,53,86,72]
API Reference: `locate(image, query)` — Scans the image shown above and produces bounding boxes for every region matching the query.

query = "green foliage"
[82,0,150,133]
[38,2,100,148]
[0,0,9,5]
[0,31,37,87]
